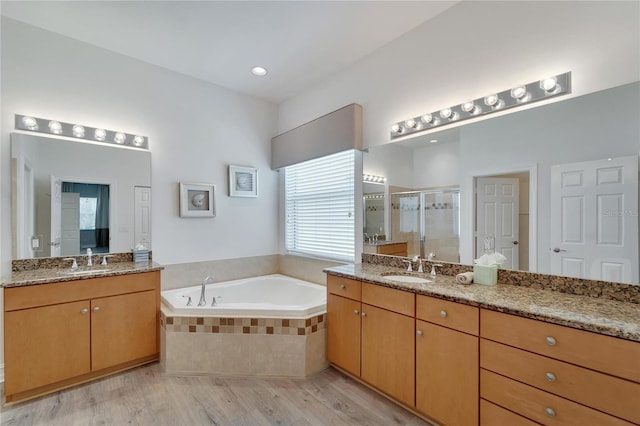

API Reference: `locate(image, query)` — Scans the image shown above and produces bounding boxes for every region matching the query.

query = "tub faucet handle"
[211,295,222,307]
[182,295,193,306]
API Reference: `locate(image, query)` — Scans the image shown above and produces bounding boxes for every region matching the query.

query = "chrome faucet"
[86,248,93,266]
[199,276,213,307]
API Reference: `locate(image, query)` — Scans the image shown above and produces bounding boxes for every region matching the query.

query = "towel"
[456,272,474,285]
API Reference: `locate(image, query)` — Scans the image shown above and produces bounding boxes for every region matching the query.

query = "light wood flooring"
[0,363,431,425]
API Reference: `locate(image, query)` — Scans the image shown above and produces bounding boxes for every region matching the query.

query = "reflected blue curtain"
[95,185,109,249]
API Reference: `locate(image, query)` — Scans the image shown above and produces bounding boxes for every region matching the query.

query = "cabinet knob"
[93,306,100,313]
[416,330,423,336]
[545,372,557,382]
[361,312,366,317]
[439,310,447,318]
[340,284,346,289]
[545,407,556,418]
[354,309,359,315]
[545,336,557,346]
[81,308,88,315]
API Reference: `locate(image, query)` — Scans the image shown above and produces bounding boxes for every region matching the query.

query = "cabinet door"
[416,320,479,426]
[4,300,91,397]
[361,304,415,407]
[327,293,361,376]
[91,290,157,371]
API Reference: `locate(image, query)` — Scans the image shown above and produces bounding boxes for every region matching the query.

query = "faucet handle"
[402,259,413,272]
[63,257,78,269]
[430,263,444,277]
[101,255,114,266]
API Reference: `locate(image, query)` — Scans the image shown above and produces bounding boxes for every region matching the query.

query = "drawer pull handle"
[545,407,556,418]
[545,372,557,382]
[417,330,423,336]
[340,284,346,289]
[439,310,447,318]
[361,312,367,317]
[545,336,557,346]
[93,306,100,313]
[81,308,88,315]
[354,309,359,315]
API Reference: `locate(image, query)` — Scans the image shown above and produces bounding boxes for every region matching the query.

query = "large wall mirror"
[11,133,152,259]
[364,81,640,285]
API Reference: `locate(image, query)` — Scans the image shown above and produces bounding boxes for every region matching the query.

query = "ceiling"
[1,1,458,104]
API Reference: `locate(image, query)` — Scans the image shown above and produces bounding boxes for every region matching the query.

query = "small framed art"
[229,165,258,197]
[179,182,216,217]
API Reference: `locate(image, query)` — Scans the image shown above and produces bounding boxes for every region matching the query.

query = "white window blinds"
[285,150,355,262]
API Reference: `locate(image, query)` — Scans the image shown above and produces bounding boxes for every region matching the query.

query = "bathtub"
[160,274,328,378]
[161,274,326,318]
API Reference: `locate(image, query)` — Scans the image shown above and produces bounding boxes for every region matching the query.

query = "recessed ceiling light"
[429,139,438,144]
[251,66,268,76]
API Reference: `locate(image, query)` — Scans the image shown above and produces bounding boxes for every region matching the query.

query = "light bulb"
[391,123,404,134]
[484,94,504,109]
[94,128,106,141]
[22,116,39,131]
[251,66,268,76]
[421,114,439,126]
[510,85,527,100]
[114,132,126,144]
[405,118,417,129]
[461,101,481,114]
[72,125,85,138]
[540,76,558,93]
[133,135,145,146]
[48,121,62,134]
[440,108,456,120]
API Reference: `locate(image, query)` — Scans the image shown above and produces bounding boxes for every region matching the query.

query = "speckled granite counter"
[324,262,640,342]
[3,261,164,288]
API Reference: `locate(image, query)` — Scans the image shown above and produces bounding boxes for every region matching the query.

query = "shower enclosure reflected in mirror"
[363,181,386,240]
[11,132,152,259]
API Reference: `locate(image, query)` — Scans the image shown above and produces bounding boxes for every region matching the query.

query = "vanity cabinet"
[363,242,408,257]
[480,309,640,425]
[415,296,479,426]
[4,271,160,404]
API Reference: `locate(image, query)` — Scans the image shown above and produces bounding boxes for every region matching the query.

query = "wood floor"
[0,363,431,426]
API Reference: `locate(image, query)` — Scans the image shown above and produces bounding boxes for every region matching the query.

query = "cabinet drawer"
[416,295,478,335]
[480,309,640,382]
[481,339,640,424]
[362,282,414,316]
[327,275,361,301]
[480,399,538,426]
[481,369,634,426]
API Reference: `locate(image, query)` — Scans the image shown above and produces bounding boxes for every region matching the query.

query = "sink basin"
[383,275,432,284]
[59,268,111,276]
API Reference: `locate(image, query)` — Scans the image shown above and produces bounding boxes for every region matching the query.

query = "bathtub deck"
[1,363,430,425]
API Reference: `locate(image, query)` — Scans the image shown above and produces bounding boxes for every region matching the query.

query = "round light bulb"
[94,128,106,141]
[421,114,439,126]
[540,76,558,92]
[484,94,498,106]
[48,120,62,134]
[440,108,456,120]
[133,135,145,146]
[251,66,268,76]
[22,116,39,131]
[510,85,527,100]
[72,125,85,138]
[405,118,417,129]
[391,123,404,134]
[461,101,480,114]
[114,132,126,144]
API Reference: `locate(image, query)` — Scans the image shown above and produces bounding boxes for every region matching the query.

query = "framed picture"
[229,165,258,197]
[179,182,216,217]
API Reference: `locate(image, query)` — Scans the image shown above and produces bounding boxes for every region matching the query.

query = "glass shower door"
[390,191,421,258]
[421,190,460,263]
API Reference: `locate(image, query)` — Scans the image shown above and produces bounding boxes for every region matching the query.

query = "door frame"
[461,163,538,272]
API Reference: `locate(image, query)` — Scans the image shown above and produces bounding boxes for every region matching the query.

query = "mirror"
[11,133,152,259]
[363,181,386,240]
[364,81,640,284]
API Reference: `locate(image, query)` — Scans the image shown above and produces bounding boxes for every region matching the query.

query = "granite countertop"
[3,261,164,288]
[324,263,640,342]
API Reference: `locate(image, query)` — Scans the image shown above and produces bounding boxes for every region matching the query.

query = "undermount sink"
[59,268,111,276]
[383,275,432,284]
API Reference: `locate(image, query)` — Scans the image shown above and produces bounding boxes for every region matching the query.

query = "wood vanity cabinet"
[326,276,415,408]
[363,242,408,257]
[4,271,160,404]
[480,309,640,425]
[415,295,479,426]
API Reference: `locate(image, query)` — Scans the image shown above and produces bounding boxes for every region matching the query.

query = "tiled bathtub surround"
[161,309,328,377]
[362,253,640,304]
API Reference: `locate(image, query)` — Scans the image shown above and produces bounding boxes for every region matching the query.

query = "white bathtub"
[161,274,326,318]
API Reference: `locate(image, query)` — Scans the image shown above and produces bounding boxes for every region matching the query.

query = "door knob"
[81,308,88,315]
[92,306,100,313]
[513,241,519,245]
[553,248,567,253]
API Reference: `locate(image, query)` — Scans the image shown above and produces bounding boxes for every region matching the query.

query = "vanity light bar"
[390,72,571,140]
[363,174,386,183]
[14,114,149,150]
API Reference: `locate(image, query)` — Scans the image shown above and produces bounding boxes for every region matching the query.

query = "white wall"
[1,18,279,376]
[413,142,460,189]
[278,1,640,148]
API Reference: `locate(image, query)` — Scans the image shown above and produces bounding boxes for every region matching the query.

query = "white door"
[134,186,152,249]
[476,178,519,269]
[550,156,638,283]
[50,176,62,257]
[61,192,80,255]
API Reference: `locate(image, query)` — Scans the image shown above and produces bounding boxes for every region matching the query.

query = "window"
[285,150,355,262]
[79,197,97,230]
